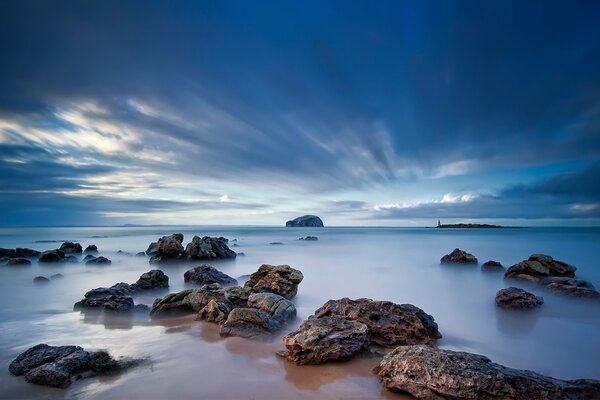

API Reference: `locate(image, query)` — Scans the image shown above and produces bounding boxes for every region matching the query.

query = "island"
[435,220,510,228]
[285,215,324,227]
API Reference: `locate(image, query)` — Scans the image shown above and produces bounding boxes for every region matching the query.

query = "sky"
[0,0,599,226]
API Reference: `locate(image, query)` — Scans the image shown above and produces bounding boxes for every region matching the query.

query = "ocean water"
[0,226,599,399]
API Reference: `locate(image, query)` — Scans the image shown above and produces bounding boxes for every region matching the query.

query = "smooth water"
[0,226,599,399]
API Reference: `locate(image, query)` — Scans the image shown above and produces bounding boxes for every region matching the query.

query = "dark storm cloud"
[0,1,599,224]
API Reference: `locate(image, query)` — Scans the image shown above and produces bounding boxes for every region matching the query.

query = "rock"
[374,345,600,399]
[64,255,79,263]
[219,308,280,338]
[136,251,146,257]
[33,276,50,284]
[50,273,64,279]
[146,242,158,256]
[84,245,98,254]
[38,250,65,263]
[505,254,576,281]
[85,256,111,265]
[74,295,134,312]
[184,265,237,286]
[299,236,318,241]
[247,292,296,323]
[1,248,42,258]
[279,316,369,364]
[313,298,440,348]
[440,248,478,264]
[482,260,504,270]
[59,242,83,254]
[198,299,231,323]
[495,287,544,309]
[237,252,245,256]
[133,269,169,290]
[184,236,236,260]
[9,344,140,388]
[7,258,31,266]
[285,215,324,227]
[82,254,96,262]
[541,277,600,299]
[244,264,303,299]
[269,242,284,245]
[152,284,250,317]
[148,233,185,263]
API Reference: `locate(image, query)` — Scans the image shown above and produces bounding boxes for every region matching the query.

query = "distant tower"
[437,220,441,227]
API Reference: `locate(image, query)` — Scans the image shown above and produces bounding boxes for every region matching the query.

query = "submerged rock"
[482,260,504,270]
[299,236,318,241]
[151,284,246,317]
[440,248,478,264]
[9,344,140,388]
[38,250,65,263]
[184,265,237,286]
[85,256,111,265]
[136,251,146,257]
[244,264,304,299]
[184,236,236,260]
[0,248,41,258]
[7,258,31,266]
[33,276,50,284]
[505,254,576,281]
[285,215,324,227]
[84,245,98,254]
[313,298,441,347]
[280,316,369,364]
[59,242,82,254]
[269,242,284,245]
[495,287,544,309]
[541,277,600,299]
[375,345,600,399]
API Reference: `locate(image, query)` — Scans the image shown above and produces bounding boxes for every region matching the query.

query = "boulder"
[541,277,600,299]
[184,236,236,260]
[38,250,65,263]
[219,308,280,338]
[184,265,237,286]
[33,276,50,284]
[146,242,158,256]
[7,258,31,266]
[244,264,304,299]
[74,295,134,312]
[85,256,111,265]
[299,236,318,241]
[248,292,296,323]
[374,345,600,399]
[313,298,441,347]
[1,248,41,258]
[495,287,544,309]
[482,260,504,270]
[51,273,64,279]
[133,269,169,290]
[198,300,231,323]
[505,254,576,281]
[279,316,369,364]
[440,248,478,264]
[285,215,324,227]
[148,233,185,263]
[59,242,83,254]
[84,245,98,254]
[136,251,146,257]
[9,344,139,388]
[153,284,250,317]
[83,254,96,262]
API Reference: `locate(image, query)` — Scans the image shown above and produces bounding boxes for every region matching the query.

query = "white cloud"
[433,159,476,178]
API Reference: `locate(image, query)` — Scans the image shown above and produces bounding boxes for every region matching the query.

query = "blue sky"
[0,1,599,226]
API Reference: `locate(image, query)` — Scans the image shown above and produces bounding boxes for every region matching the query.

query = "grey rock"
[219,308,280,338]
[184,265,237,286]
[247,292,296,323]
[25,349,91,388]
[285,215,324,227]
[85,256,111,265]
[184,236,236,260]
[243,264,304,299]
[505,254,576,281]
[148,233,185,263]
[440,248,478,264]
[7,258,31,266]
[541,277,600,299]
[299,236,318,241]
[33,276,50,284]
[495,287,544,309]
[38,250,65,263]
[59,242,83,254]
[482,260,504,270]
[84,245,98,254]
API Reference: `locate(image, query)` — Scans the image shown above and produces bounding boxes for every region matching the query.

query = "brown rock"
[505,254,576,280]
[440,248,478,264]
[495,287,544,309]
[243,264,303,299]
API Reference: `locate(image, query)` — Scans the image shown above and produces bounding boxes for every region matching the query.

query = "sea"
[0,226,599,399]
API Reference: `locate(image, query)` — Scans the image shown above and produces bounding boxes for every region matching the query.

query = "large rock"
[495,287,544,309]
[184,265,237,286]
[0,248,41,258]
[85,256,111,265]
[541,277,600,299]
[219,308,280,338]
[505,254,576,281]
[184,236,236,260]
[74,294,134,312]
[482,260,504,271]
[59,242,82,254]
[440,248,478,264]
[198,299,231,323]
[375,345,600,399]
[151,284,249,317]
[244,264,304,299]
[149,233,185,263]
[285,215,324,227]
[84,245,98,254]
[247,292,296,323]
[7,258,31,266]
[133,269,169,290]
[279,316,369,364]
[38,250,65,263]
[9,344,139,388]
[313,298,441,347]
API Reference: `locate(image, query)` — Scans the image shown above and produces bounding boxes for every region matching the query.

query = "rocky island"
[285,215,324,227]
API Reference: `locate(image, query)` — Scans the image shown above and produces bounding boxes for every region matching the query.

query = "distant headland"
[435,220,514,228]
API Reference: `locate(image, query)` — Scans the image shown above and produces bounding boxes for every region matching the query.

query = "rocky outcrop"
[84,245,98,254]
[374,345,600,399]
[74,291,134,312]
[149,233,185,263]
[279,316,369,364]
[184,265,237,286]
[313,298,441,347]
[151,284,249,317]
[7,258,31,266]
[38,250,65,263]
[130,269,169,290]
[495,287,544,309]
[299,236,318,241]
[505,254,576,281]
[0,248,41,258]
[85,256,111,265]
[59,242,82,254]
[244,264,303,299]
[541,277,600,299]
[482,260,504,270]
[440,248,478,264]
[9,344,140,388]
[285,215,324,227]
[185,236,236,260]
